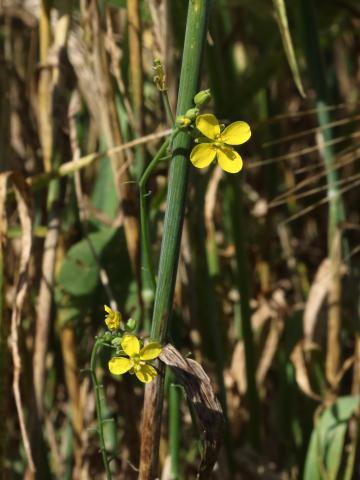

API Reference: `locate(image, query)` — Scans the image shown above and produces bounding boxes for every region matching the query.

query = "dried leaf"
[230,341,247,395]
[159,344,223,478]
[256,318,284,386]
[290,342,322,401]
[303,258,330,341]
[0,172,34,472]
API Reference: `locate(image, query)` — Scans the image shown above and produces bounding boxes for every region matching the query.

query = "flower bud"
[175,115,191,128]
[194,89,211,106]
[184,107,199,120]
[125,318,137,332]
[152,58,166,91]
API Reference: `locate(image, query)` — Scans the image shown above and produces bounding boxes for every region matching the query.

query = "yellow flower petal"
[140,342,162,361]
[196,114,220,140]
[135,364,158,383]
[104,304,112,314]
[108,357,133,375]
[121,335,140,357]
[221,121,251,145]
[217,147,243,173]
[190,143,216,169]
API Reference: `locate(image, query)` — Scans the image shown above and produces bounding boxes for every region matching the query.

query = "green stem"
[139,131,178,295]
[90,338,112,480]
[151,0,209,342]
[228,177,260,448]
[299,0,345,244]
[139,3,209,477]
[161,90,175,126]
[169,377,181,479]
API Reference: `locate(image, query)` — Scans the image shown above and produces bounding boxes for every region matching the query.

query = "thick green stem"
[139,131,178,297]
[139,2,209,477]
[90,339,112,480]
[150,2,209,340]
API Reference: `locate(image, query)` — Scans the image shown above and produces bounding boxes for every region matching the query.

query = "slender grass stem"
[300,0,346,390]
[162,91,175,126]
[90,338,112,480]
[169,377,181,480]
[228,177,260,448]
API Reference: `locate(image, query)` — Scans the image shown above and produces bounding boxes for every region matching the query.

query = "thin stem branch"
[90,338,112,480]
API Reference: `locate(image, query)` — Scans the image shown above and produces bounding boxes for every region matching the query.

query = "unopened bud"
[175,115,191,128]
[125,318,137,332]
[194,89,211,106]
[184,107,199,120]
[153,58,166,91]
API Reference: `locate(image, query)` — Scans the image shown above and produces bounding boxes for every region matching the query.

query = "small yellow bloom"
[108,335,162,383]
[190,114,251,173]
[104,305,121,331]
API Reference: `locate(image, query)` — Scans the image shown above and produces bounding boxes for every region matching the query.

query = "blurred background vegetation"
[0,0,359,478]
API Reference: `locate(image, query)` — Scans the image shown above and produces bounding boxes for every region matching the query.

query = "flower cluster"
[102,305,161,384]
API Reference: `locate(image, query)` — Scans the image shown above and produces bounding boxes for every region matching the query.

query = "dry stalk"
[352,334,360,395]
[33,3,72,421]
[68,3,140,275]
[126,0,144,137]
[326,229,342,390]
[60,326,84,478]
[0,173,35,474]
[38,0,52,173]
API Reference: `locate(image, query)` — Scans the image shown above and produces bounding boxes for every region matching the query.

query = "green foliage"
[304,396,359,480]
[57,228,117,297]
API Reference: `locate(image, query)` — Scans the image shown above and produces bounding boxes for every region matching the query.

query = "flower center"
[131,354,146,372]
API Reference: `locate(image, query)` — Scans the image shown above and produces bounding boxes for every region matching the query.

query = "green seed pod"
[194,89,211,106]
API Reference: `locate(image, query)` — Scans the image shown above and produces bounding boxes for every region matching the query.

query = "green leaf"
[57,228,117,297]
[304,395,359,480]
[273,0,306,98]
[91,150,118,221]
[107,0,126,8]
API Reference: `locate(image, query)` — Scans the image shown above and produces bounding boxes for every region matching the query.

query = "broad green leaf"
[91,144,118,222]
[57,228,117,296]
[304,395,359,480]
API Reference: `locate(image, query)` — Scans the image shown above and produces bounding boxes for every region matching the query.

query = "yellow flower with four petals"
[190,114,251,173]
[108,335,162,383]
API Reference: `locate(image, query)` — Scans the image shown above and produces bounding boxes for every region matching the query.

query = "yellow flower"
[190,113,251,173]
[108,335,162,383]
[104,305,121,331]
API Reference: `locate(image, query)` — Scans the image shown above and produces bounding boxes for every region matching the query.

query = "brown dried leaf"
[303,258,330,341]
[230,341,247,395]
[256,318,284,386]
[159,344,223,478]
[290,342,322,401]
[0,172,34,472]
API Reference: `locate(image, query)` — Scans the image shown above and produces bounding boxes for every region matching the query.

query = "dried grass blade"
[0,172,34,472]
